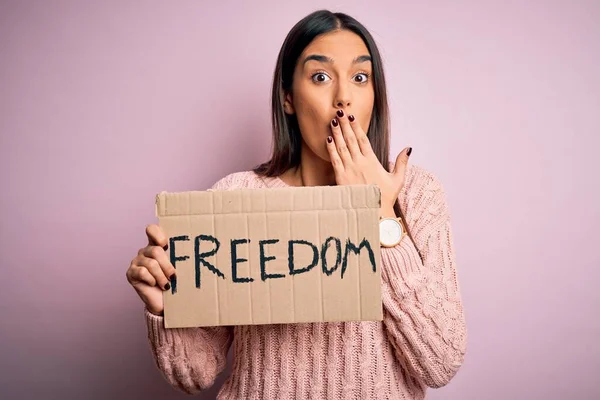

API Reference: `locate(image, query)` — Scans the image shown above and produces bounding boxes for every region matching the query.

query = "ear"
[283,92,295,115]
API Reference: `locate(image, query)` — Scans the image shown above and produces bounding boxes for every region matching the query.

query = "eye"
[311,72,331,83]
[353,73,370,84]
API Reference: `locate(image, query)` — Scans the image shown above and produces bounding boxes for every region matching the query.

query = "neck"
[282,141,336,187]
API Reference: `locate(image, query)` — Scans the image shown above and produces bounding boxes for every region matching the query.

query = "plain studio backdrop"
[1,1,598,399]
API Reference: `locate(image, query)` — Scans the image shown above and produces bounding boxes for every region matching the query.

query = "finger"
[326,135,345,175]
[330,117,352,166]
[129,265,158,287]
[137,252,171,290]
[146,224,168,248]
[336,110,361,158]
[348,114,375,157]
[143,245,177,279]
[393,147,412,179]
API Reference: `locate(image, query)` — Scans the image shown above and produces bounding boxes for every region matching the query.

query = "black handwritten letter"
[231,238,254,283]
[321,236,342,276]
[259,239,284,281]
[341,238,376,279]
[169,235,190,294]
[288,240,319,275]
[194,234,225,288]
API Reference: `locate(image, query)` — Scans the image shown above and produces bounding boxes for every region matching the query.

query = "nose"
[333,81,352,110]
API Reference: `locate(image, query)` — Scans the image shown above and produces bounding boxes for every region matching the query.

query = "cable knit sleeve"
[144,172,243,394]
[145,308,233,394]
[380,167,467,388]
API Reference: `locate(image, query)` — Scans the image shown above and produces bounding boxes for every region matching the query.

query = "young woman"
[126,9,467,399]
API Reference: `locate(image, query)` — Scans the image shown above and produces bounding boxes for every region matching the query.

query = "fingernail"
[407,147,413,157]
[164,282,171,291]
[332,118,339,127]
[169,273,176,281]
[162,244,168,251]
[336,109,344,117]
[348,115,355,122]
[327,136,333,143]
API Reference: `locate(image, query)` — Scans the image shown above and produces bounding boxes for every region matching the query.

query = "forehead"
[301,30,370,63]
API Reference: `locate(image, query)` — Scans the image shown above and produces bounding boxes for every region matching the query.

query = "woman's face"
[284,29,375,162]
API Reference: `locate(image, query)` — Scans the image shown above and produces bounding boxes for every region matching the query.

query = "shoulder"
[207,170,268,191]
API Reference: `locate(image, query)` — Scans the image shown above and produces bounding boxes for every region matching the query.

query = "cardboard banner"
[155,184,383,328]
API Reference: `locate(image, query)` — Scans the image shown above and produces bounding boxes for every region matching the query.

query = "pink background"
[1,1,598,399]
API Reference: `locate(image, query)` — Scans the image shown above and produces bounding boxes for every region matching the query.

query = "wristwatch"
[379,216,407,248]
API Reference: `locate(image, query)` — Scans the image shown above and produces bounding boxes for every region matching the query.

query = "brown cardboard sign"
[155,184,383,328]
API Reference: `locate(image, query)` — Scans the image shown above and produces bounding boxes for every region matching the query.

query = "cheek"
[356,107,373,134]
[295,101,320,135]
[293,97,332,160]
[294,93,330,136]
[360,112,372,133]
[359,93,374,133]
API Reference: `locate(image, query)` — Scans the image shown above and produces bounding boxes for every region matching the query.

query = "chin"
[321,149,331,160]
[301,137,333,164]
[315,148,332,163]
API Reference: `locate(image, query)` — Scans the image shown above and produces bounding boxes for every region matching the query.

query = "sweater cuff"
[380,236,425,299]
[144,306,176,348]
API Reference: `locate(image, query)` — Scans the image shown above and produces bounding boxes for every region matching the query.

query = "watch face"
[380,218,404,246]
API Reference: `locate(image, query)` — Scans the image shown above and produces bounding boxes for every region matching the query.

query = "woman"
[126,9,467,399]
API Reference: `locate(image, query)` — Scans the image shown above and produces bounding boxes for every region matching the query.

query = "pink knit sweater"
[144,163,467,399]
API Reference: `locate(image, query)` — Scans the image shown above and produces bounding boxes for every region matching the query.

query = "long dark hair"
[253,10,422,261]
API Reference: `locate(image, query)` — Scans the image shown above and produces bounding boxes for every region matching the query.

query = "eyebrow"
[302,54,372,66]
